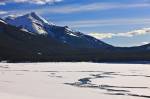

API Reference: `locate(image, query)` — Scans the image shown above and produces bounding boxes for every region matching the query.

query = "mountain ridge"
[0,12,150,62]
[4,12,112,49]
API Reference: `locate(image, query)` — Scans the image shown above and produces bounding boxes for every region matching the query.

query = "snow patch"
[69,33,79,37]
[20,28,29,32]
[0,19,7,24]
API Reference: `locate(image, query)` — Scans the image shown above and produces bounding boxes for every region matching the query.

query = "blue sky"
[0,0,150,47]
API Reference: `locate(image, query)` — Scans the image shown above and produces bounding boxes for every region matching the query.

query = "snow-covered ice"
[0,62,150,99]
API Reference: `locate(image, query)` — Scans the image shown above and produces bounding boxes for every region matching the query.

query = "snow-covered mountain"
[1,14,150,62]
[4,12,112,49]
[5,12,54,35]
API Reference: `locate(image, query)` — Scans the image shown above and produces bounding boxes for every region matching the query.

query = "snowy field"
[0,62,150,99]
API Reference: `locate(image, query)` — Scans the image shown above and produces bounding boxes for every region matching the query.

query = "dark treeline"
[0,21,150,62]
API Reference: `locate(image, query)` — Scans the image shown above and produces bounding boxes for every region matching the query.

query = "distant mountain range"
[0,12,150,62]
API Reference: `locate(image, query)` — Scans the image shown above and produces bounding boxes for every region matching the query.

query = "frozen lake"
[0,62,150,99]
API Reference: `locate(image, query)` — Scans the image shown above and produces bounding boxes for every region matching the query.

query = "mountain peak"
[23,12,52,25]
[4,12,52,35]
[30,12,37,16]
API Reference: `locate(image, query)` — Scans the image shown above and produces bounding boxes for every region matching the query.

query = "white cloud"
[0,0,63,5]
[88,28,150,39]
[14,0,63,4]
[33,2,150,13]
[88,33,114,39]
[3,2,150,14]
[57,18,150,28]
[0,11,8,15]
[142,41,150,45]
[0,2,5,5]
[1,2,150,15]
